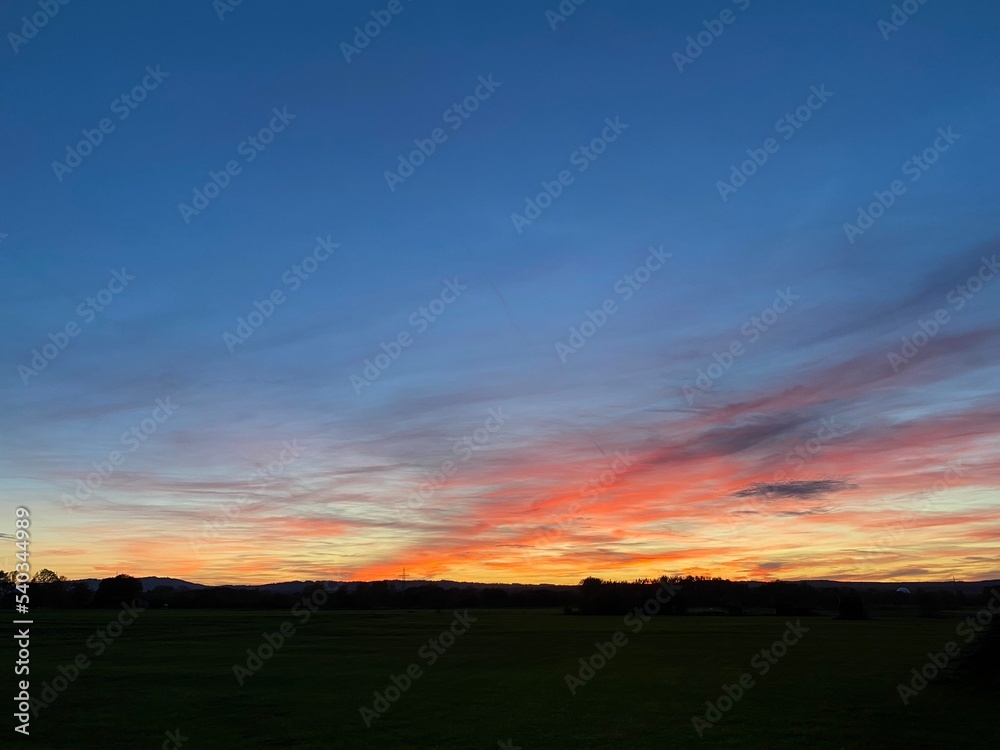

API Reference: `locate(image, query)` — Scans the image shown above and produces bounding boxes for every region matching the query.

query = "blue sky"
[1,0,998,583]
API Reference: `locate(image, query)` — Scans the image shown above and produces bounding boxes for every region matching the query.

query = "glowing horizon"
[2,2,998,590]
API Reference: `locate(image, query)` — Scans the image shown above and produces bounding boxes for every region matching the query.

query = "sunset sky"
[2,1,998,586]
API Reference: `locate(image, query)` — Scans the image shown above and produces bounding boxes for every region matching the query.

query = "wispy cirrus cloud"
[734,480,858,499]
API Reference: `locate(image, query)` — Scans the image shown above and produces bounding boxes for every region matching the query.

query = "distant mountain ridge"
[72,576,1000,595]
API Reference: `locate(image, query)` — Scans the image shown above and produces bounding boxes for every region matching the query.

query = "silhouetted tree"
[94,574,143,607]
[835,588,868,619]
[579,576,605,614]
[0,570,13,606]
[917,589,946,617]
[481,587,509,607]
[146,585,175,608]
[30,569,67,607]
[67,581,93,608]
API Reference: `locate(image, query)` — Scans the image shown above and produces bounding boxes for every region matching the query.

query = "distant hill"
[74,576,208,592]
[803,579,1000,596]
[69,576,1000,594]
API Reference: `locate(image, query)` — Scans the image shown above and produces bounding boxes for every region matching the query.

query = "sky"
[1,0,998,586]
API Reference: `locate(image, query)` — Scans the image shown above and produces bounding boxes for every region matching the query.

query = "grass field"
[10,608,999,749]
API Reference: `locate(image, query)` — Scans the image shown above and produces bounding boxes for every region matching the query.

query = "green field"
[10,609,998,749]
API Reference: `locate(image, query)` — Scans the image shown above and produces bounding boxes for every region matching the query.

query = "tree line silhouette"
[1,569,990,615]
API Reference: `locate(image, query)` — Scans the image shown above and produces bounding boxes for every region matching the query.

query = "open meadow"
[12,609,999,749]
